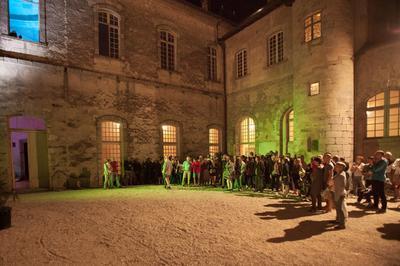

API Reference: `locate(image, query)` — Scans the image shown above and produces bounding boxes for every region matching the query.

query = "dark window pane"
[99,23,110,56]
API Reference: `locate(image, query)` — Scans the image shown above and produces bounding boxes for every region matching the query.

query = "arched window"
[239,117,255,155]
[367,90,400,138]
[98,10,120,58]
[209,128,220,155]
[162,125,177,157]
[101,121,122,172]
[288,110,294,142]
[160,30,176,71]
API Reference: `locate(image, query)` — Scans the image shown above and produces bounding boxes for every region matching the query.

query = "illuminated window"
[9,0,40,42]
[207,47,217,81]
[305,11,321,43]
[98,10,120,58]
[389,90,400,136]
[160,31,176,71]
[288,110,294,142]
[101,121,122,173]
[162,125,177,157]
[310,82,320,96]
[209,128,220,155]
[239,117,255,155]
[236,49,248,78]
[366,90,400,138]
[268,32,284,66]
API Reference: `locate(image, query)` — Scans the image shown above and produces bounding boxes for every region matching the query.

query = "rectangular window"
[309,82,320,96]
[367,110,385,138]
[160,31,176,71]
[9,0,40,42]
[162,125,177,157]
[268,32,284,66]
[98,12,119,58]
[209,128,220,154]
[305,11,321,43]
[207,47,217,81]
[236,49,248,78]
[101,121,122,173]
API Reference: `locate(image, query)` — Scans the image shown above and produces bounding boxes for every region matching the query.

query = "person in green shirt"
[181,156,192,186]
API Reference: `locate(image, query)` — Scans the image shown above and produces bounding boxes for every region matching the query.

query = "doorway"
[9,116,49,192]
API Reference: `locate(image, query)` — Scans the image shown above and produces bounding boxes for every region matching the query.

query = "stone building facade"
[224,0,400,161]
[0,0,232,189]
[0,0,399,190]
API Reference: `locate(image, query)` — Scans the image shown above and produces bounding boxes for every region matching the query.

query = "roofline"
[219,0,294,41]
[170,0,237,26]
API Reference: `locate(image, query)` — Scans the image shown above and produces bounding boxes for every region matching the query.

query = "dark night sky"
[185,0,267,22]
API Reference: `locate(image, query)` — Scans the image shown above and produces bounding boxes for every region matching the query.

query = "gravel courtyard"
[0,186,399,265]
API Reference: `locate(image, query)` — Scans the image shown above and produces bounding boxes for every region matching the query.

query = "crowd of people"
[103,149,400,229]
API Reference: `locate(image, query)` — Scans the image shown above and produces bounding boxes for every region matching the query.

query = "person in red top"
[110,159,121,188]
[191,157,201,186]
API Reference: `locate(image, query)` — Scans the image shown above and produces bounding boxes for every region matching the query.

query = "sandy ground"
[0,186,399,266]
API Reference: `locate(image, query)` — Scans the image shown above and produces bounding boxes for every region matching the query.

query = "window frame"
[159,29,177,71]
[366,90,400,139]
[267,31,284,66]
[161,123,180,158]
[304,11,322,43]
[236,49,248,79]
[208,127,221,155]
[287,110,294,142]
[97,9,121,59]
[309,82,320,96]
[239,117,256,156]
[2,0,47,43]
[207,46,218,81]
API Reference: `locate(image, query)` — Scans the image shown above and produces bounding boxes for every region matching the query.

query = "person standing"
[330,162,348,230]
[309,157,324,212]
[323,153,335,212]
[191,157,201,186]
[226,156,235,191]
[163,156,173,189]
[103,159,111,189]
[254,156,264,192]
[110,159,121,188]
[181,156,191,186]
[369,150,388,213]
[350,155,365,198]
[238,155,246,191]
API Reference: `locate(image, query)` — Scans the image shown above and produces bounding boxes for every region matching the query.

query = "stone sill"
[1,34,47,46]
[364,136,400,142]
[303,37,323,47]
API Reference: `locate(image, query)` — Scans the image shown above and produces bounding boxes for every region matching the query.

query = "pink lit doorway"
[8,116,49,192]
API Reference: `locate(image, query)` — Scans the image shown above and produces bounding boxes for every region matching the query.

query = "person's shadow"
[255,201,321,220]
[377,222,400,241]
[267,220,332,243]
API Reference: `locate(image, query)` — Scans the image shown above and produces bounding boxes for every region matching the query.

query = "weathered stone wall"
[0,0,232,189]
[225,5,294,156]
[354,41,400,158]
[291,0,354,160]
[225,0,354,160]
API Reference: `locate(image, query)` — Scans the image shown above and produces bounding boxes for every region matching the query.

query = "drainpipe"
[221,41,228,154]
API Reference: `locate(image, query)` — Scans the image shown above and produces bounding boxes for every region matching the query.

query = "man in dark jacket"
[370,150,388,213]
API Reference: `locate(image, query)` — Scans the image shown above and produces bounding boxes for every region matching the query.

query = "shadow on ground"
[377,223,400,241]
[267,220,334,243]
[255,201,320,220]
